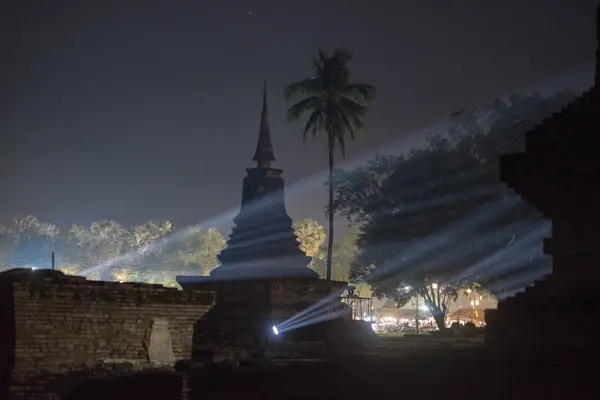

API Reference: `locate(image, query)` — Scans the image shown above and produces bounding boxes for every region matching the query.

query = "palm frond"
[333,107,356,158]
[341,83,377,102]
[303,109,324,141]
[283,78,321,99]
[317,47,328,63]
[286,96,321,122]
[311,50,326,77]
[340,97,369,117]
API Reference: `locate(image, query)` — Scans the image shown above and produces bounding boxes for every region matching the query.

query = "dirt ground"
[186,349,592,400]
[66,337,596,400]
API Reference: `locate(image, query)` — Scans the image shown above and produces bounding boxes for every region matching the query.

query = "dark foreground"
[61,346,594,400]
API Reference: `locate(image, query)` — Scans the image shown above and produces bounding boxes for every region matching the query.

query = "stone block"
[146,318,175,366]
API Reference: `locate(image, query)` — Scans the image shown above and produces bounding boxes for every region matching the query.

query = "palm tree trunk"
[326,140,334,281]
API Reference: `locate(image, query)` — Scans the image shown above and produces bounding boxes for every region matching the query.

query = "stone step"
[497,276,552,312]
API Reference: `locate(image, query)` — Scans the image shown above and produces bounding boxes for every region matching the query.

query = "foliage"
[192,227,228,275]
[285,47,377,281]
[330,227,361,282]
[308,225,374,295]
[293,218,327,276]
[6,215,58,269]
[110,267,139,283]
[352,282,373,298]
[333,90,577,328]
[293,218,326,258]
[141,271,179,288]
[0,216,227,286]
[59,264,80,276]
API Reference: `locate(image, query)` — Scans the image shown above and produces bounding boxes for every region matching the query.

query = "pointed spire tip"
[253,80,276,167]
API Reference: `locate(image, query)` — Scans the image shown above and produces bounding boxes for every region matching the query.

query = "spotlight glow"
[272,326,279,335]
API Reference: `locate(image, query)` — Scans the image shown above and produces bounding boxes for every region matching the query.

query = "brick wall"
[0,269,215,374]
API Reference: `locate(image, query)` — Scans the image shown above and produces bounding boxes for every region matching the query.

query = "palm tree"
[284,48,377,280]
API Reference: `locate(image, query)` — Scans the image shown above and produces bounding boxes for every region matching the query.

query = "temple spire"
[253,80,276,168]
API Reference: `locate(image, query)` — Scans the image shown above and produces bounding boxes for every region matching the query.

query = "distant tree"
[110,267,138,283]
[88,220,129,267]
[334,90,576,329]
[313,226,363,282]
[293,218,326,257]
[195,228,227,275]
[164,227,227,276]
[128,219,173,257]
[55,224,94,271]
[312,226,374,297]
[142,271,179,288]
[9,215,58,269]
[89,272,101,281]
[352,282,373,298]
[0,214,227,284]
[127,219,174,277]
[285,47,377,281]
[293,218,327,275]
[59,264,80,276]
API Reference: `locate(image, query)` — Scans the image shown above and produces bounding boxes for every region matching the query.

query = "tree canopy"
[332,89,576,326]
[293,218,371,286]
[0,215,228,287]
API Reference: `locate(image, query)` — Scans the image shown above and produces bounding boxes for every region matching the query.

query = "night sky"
[1,0,597,235]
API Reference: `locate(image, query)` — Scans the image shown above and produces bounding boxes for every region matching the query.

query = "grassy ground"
[376,331,405,338]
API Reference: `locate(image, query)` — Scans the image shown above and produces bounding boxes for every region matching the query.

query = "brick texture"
[0,269,215,374]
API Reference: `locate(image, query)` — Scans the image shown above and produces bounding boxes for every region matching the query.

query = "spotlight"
[272,326,279,336]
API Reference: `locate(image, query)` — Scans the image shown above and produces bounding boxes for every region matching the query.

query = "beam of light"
[79,124,430,278]
[480,254,549,299]
[486,259,550,300]
[480,253,550,298]
[277,288,346,330]
[277,303,336,331]
[379,183,502,217]
[76,67,587,280]
[272,326,279,336]
[277,303,329,330]
[364,194,523,283]
[277,306,349,334]
[391,216,541,283]
[450,222,550,283]
[474,241,548,283]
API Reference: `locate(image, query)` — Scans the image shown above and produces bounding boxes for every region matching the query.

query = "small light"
[31,267,37,271]
[272,326,279,335]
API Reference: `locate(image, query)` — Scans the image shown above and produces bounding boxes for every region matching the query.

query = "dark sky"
[1,0,597,236]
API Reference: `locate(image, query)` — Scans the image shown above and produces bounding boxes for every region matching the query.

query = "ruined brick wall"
[0,269,215,373]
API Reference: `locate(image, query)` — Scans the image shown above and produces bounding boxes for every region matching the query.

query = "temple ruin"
[485,4,600,352]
